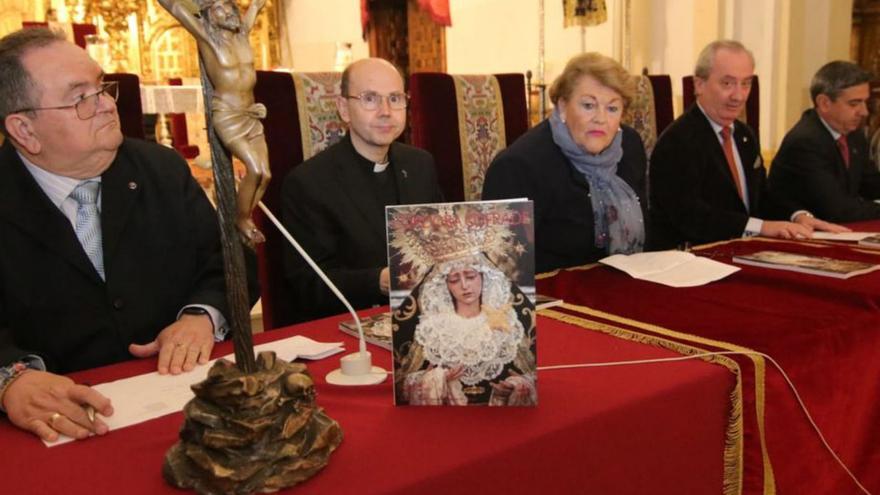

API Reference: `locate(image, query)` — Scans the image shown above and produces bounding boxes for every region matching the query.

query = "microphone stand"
[257,202,387,385]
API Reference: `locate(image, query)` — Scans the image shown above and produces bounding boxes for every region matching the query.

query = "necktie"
[720,127,744,201]
[836,135,850,168]
[70,180,104,279]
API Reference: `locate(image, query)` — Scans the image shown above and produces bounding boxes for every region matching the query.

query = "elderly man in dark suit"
[768,61,880,222]
[649,40,845,250]
[281,58,443,322]
[0,29,256,442]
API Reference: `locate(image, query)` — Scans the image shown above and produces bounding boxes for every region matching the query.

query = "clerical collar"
[346,135,392,173]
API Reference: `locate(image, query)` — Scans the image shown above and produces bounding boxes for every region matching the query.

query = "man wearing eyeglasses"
[0,28,256,442]
[281,58,443,322]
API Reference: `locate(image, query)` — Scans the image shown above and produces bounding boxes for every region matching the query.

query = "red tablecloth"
[1,312,736,495]
[538,229,880,495]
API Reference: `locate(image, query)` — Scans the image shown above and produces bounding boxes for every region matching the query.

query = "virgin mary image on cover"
[389,202,537,406]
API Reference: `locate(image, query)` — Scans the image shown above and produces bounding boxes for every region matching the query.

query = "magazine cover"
[339,313,392,350]
[733,250,880,279]
[858,234,880,249]
[387,200,537,406]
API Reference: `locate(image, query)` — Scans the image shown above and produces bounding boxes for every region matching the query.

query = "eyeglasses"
[344,91,409,111]
[12,81,119,120]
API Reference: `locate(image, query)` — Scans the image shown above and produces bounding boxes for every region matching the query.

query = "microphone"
[257,201,387,386]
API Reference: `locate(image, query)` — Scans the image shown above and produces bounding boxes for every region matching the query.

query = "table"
[538,221,880,495]
[1,311,737,495]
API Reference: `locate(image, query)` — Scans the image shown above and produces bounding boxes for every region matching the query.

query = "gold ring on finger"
[49,412,63,427]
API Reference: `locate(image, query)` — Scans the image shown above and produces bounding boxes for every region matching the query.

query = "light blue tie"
[70,180,104,280]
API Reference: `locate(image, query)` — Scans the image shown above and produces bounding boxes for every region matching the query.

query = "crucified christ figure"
[160,0,271,244]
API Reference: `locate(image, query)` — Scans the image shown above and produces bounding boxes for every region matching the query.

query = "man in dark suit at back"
[649,40,846,250]
[281,58,443,322]
[0,29,256,443]
[768,61,880,222]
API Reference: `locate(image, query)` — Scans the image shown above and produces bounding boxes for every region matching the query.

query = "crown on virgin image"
[389,203,521,272]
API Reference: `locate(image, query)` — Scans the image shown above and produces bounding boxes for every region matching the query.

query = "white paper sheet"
[810,232,878,242]
[601,250,740,288]
[45,335,344,447]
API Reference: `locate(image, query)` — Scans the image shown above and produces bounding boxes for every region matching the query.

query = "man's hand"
[793,213,852,233]
[129,314,214,375]
[2,370,113,442]
[379,267,391,295]
[759,221,813,240]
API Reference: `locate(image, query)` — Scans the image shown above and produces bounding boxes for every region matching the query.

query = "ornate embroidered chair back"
[623,75,659,156]
[291,72,346,160]
[409,72,529,202]
[451,75,507,201]
[621,74,674,157]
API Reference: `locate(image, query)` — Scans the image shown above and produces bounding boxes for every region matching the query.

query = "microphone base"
[326,366,387,386]
[325,350,387,386]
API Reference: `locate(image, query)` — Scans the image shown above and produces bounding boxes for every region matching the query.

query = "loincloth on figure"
[211,98,267,143]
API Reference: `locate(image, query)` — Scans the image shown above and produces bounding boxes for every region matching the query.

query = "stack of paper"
[600,251,740,288]
[46,335,344,447]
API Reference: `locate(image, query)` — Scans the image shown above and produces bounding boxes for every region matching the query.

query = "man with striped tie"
[0,28,255,442]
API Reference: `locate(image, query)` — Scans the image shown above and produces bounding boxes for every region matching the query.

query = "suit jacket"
[482,120,648,273]
[649,105,780,249]
[767,109,880,222]
[281,136,443,321]
[0,139,253,373]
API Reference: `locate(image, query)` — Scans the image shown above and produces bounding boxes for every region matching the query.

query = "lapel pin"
[128,181,138,190]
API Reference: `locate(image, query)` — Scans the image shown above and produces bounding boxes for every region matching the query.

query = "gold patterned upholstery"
[451,75,507,201]
[291,72,347,160]
[622,75,659,156]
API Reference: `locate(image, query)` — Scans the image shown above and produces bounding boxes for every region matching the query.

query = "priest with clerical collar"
[281,58,443,323]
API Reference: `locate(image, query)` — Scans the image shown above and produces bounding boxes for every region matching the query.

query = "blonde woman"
[483,53,647,272]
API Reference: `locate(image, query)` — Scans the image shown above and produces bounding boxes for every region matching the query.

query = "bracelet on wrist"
[0,362,32,412]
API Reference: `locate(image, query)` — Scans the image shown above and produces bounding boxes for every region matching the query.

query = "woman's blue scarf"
[549,108,645,254]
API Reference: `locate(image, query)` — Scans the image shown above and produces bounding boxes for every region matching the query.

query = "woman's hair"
[549,52,635,108]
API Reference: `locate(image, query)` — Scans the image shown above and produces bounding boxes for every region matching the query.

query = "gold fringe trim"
[541,309,745,495]
[555,303,775,494]
[543,304,777,495]
[536,261,601,280]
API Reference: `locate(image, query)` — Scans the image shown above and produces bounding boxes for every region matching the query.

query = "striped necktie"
[70,180,104,280]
